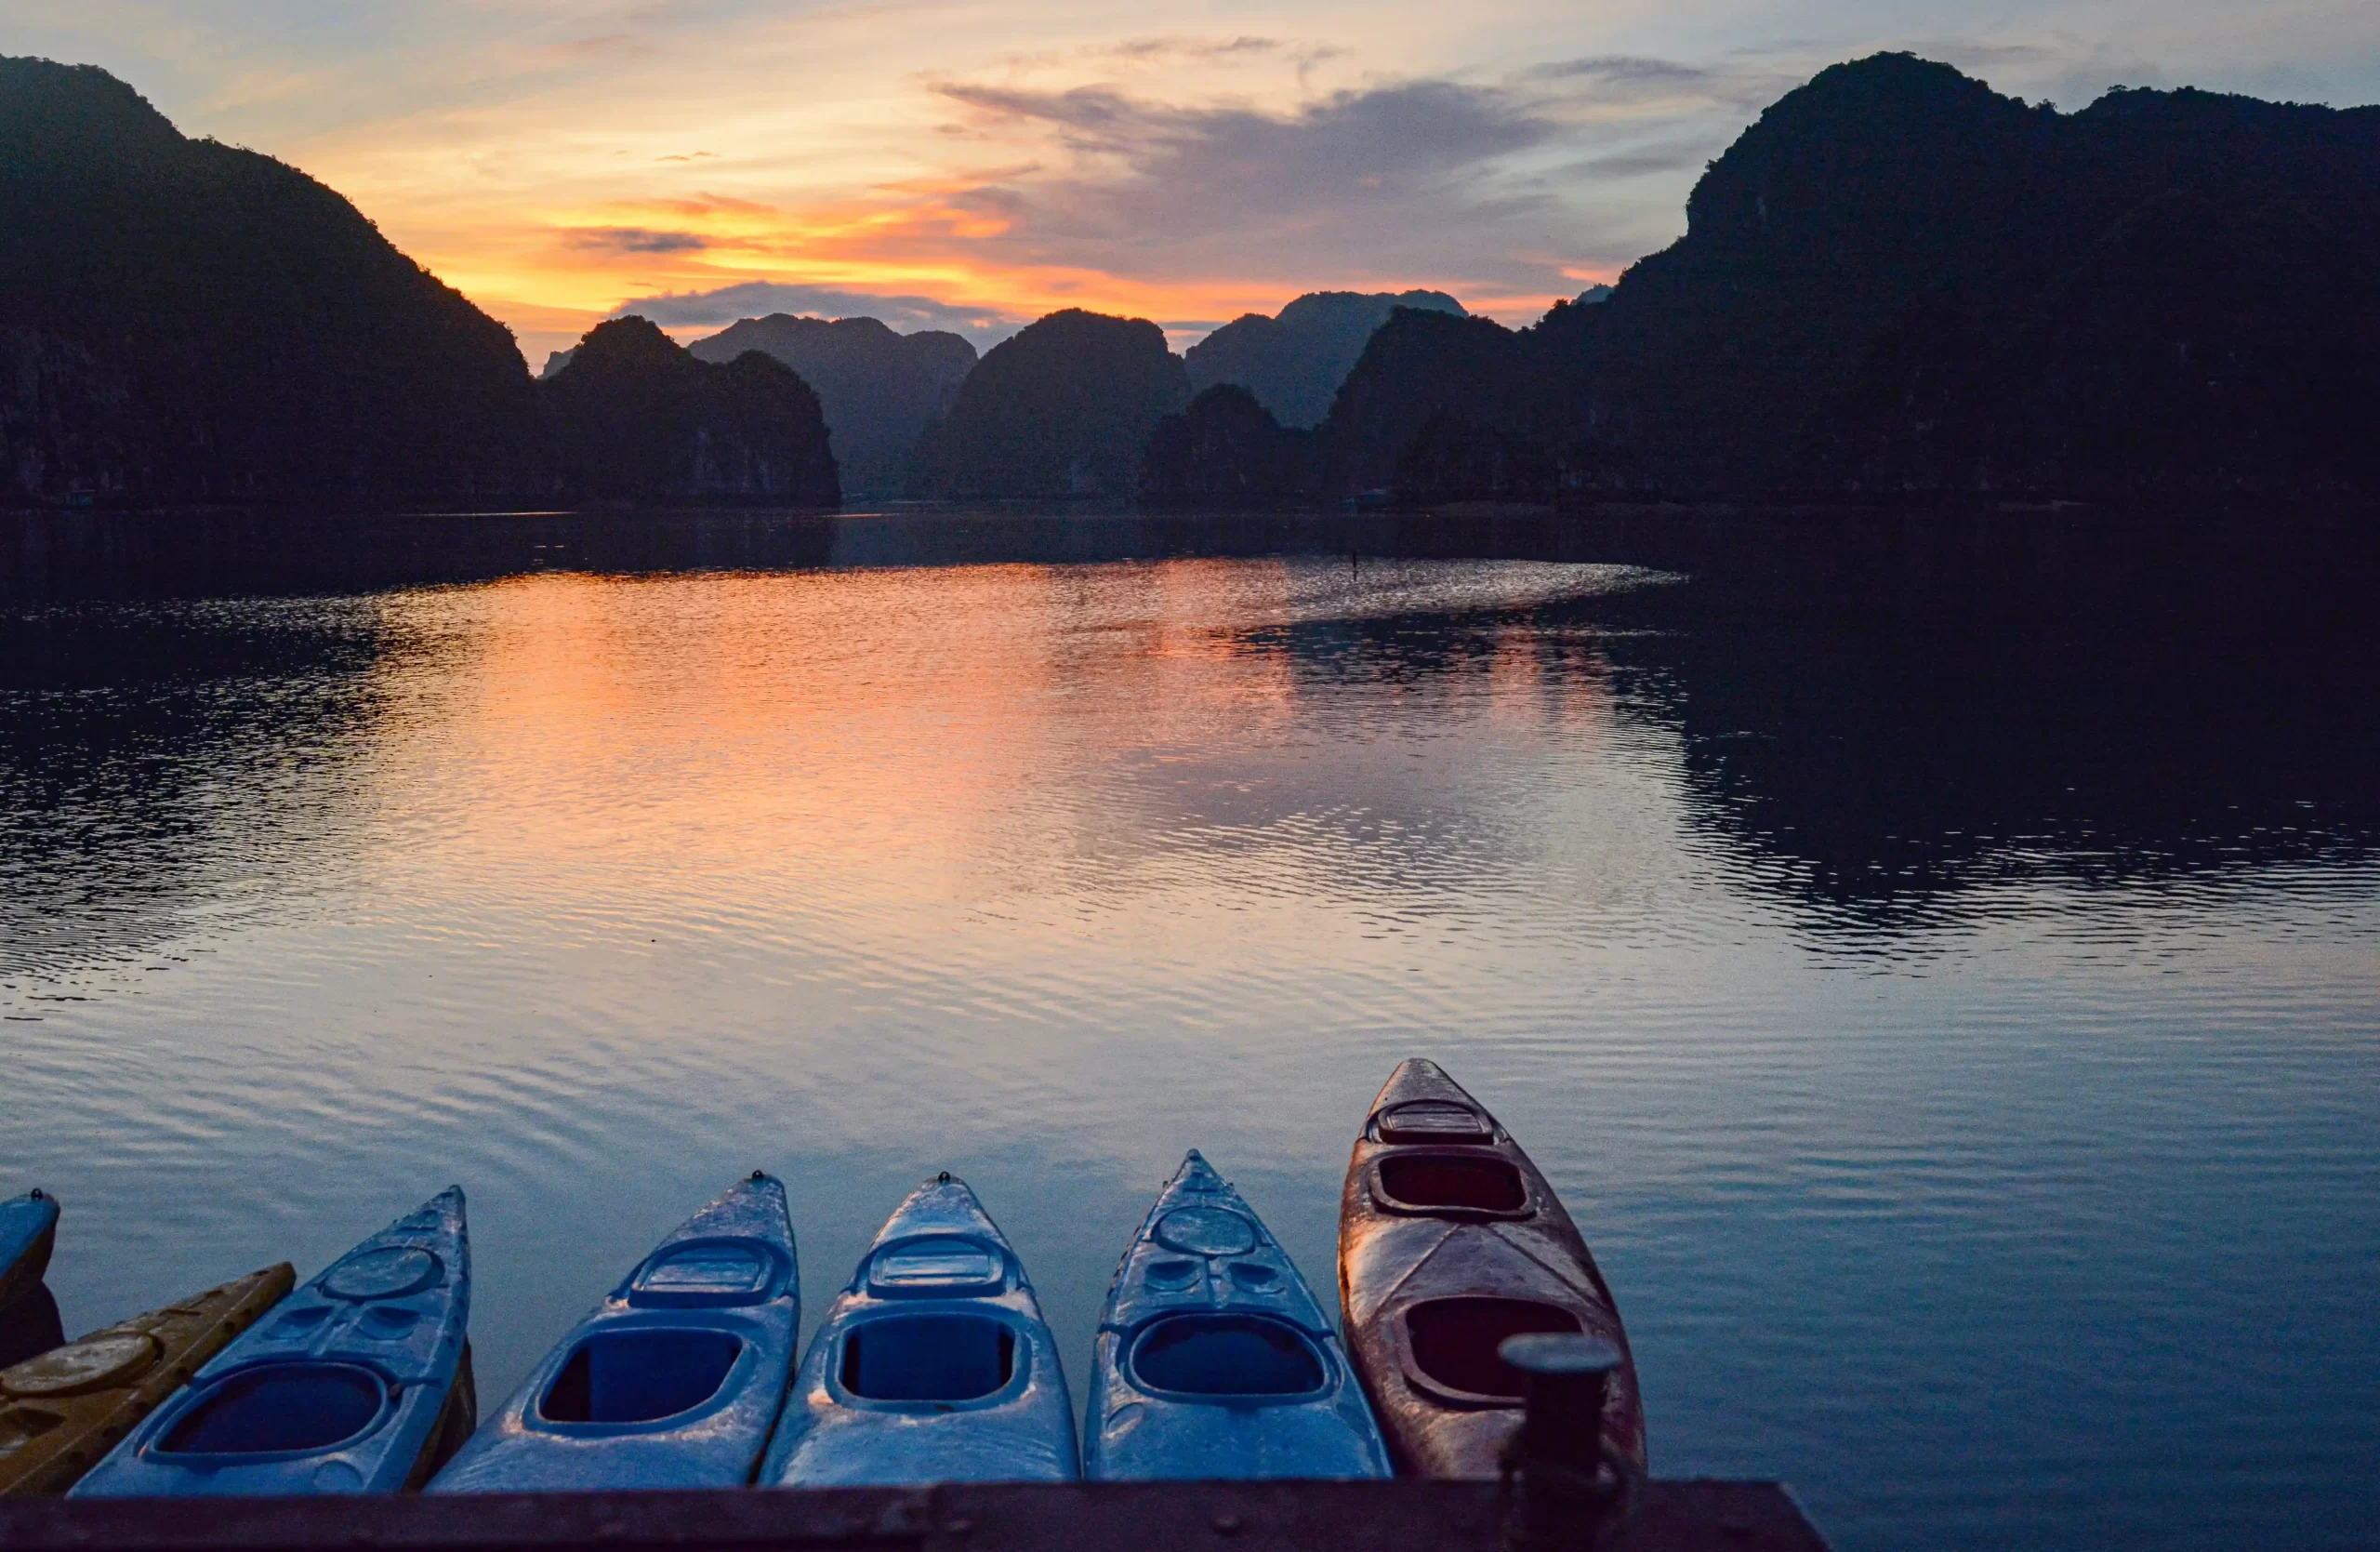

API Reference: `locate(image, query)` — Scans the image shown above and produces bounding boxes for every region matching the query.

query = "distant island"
[546,318,839,506]
[1184,291,1467,430]
[6,50,2376,509]
[683,316,974,498]
[919,310,1188,499]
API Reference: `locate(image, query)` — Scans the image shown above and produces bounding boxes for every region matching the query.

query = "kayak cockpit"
[155,1362,389,1457]
[1368,1152,1531,1216]
[839,1311,1016,1402]
[536,1328,746,1426]
[1126,1312,1328,1400]
[1397,1296,1583,1406]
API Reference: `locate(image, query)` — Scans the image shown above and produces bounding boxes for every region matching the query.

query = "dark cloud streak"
[567,227,708,253]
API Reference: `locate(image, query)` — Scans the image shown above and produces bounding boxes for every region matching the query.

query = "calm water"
[3,509,2375,1548]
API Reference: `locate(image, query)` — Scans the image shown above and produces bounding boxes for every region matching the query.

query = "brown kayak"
[0,1264,295,1494]
[1338,1059,1646,1478]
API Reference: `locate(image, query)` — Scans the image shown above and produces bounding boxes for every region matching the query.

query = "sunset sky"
[7,0,2374,365]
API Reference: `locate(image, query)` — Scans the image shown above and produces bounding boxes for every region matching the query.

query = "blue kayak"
[760,1174,1078,1485]
[1082,1151,1389,1480]
[430,1173,798,1492]
[0,1189,60,1310]
[72,1187,473,1496]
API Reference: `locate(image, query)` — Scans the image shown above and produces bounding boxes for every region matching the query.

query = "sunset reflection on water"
[5,533,2375,1552]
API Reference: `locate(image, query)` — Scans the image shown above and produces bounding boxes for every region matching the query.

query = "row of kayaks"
[2,1060,1646,1495]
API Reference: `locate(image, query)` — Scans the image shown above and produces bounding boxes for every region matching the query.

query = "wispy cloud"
[566,226,709,253]
[905,68,1752,300]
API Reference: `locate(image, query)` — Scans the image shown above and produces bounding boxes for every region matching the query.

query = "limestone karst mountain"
[687,315,975,497]
[1183,290,1466,430]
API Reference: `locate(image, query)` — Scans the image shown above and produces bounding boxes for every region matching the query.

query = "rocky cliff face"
[921,310,1188,498]
[0,56,546,506]
[688,315,975,497]
[545,318,839,505]
[1183,290,1465,429]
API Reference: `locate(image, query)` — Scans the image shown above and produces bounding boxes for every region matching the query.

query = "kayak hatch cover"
[430,1172,799,1492]
[760,1174,1078,1485]
[70,1187,475,1496]
[1338,1060,1646,1478]
[0,1265,296,1495]
[1083,1150,1388,1481]
[0,1192,60,1313]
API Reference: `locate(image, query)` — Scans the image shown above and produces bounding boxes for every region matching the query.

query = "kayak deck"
[762,1175,1077,1486]
[1084,1151,1387,1481]
[0,1267,296,1496]
[1339,1061,1646,1479]
[430,1174,799,1492]
[71,1189,474,1497]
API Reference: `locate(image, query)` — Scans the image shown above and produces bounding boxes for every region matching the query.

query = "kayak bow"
[430,1173,798,1492]
[1084,1150,1387,1481]
[761,1174,1077,1485]
[0,1193,60,1314]
[1338,1060,1646,1478]
[71,1188,475,1496]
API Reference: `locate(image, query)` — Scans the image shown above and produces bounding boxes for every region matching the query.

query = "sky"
[7,0,2375,365]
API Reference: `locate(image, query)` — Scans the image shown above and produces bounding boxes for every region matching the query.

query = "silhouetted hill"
[1140,384,1313,503]
[0,56,545,506]
[544,317,838,505]
[921,309,1187,497]
[1316,54,2380,501]
[687,314,975,497]
[1185,290,1465,428]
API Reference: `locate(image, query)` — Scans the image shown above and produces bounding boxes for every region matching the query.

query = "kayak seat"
[1401,1298,1581,1404]
[628,1240,783,1308]
[840,1315,1013,1402]
[538,1330,744,1426]
[1128,1315,1326,1399]
[158,1363,387,1455]
[1376,1155,1529,1214]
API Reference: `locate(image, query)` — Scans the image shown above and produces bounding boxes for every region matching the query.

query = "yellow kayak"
[0,1265,295,1494]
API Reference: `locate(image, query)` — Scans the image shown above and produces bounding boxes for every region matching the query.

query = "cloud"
[912,73,1717,298]
[612,281,1028,345]
[566,227,709,253]
[1527,55,1718,86]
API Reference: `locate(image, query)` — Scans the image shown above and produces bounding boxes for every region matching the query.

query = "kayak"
[0,1192,60,1313]
[71,1188,475,1496]
[760,1174,1077,1485]
[1082,1150,1388,1481]
[430,1173,798,1492]
[1338,1060,1646,1478]
[0,1265,296,1494]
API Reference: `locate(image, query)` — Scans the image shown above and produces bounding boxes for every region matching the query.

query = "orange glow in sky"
[6,0,2365,364]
